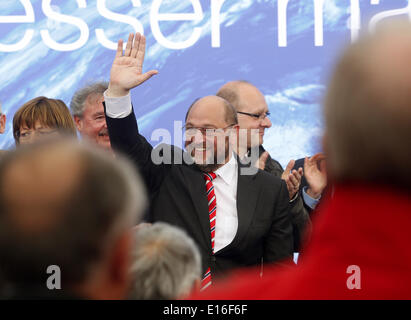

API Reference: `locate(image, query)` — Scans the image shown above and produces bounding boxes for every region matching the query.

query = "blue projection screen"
[0,0,409,166]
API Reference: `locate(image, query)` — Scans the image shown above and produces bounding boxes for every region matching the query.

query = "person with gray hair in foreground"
[129,222,201,300]
[0,138,147,299]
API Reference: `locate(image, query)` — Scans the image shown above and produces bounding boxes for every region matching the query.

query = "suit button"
[212,256,216,262]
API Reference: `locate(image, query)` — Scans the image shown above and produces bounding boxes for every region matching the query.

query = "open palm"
[109,33,158,96]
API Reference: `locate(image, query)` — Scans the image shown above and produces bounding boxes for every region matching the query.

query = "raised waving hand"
[107,33,158,97]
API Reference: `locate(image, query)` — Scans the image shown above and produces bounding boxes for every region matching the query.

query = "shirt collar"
[214,153,237,185]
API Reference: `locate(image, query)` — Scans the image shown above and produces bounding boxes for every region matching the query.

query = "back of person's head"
[216,80,253,110]
[13,97,77,145]
[324,21,411,190]
[128,222,201,300]
[0,138,147,299]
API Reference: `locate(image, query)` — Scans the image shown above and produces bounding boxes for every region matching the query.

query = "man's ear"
[73,115,83,132]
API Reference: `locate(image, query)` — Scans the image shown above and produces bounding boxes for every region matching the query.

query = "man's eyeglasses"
[183,124,236,137]
[237,111,271,121]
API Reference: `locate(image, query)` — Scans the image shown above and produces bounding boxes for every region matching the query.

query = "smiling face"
[235,84,272,148]
[184,96,236,172]
[74,94,111,150]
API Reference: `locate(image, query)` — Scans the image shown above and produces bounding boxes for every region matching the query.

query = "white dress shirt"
[104,91,240,252]
[212,154,239,253]
[104,91,132,118]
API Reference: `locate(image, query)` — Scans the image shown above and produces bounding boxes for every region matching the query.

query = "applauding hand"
[304,153,327,199]
[281,160,303,200]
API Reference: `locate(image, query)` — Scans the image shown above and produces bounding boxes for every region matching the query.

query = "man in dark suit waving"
[104,33,293,289]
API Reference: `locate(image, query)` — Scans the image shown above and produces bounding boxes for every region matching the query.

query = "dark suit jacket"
[260,146,311,252]
[105,109,293,278]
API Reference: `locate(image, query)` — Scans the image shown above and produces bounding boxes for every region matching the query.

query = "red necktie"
[201,172,217,291]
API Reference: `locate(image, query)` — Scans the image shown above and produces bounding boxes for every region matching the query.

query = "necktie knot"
[203,172,217,182]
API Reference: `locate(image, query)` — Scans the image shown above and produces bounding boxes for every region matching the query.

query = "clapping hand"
[281,160,303,200]
[304,152,327,199]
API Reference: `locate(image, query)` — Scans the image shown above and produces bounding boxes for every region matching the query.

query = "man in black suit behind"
[217,81,328,251]
[104,33,293,286]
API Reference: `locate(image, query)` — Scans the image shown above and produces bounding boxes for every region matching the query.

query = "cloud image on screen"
[0,0,409,167]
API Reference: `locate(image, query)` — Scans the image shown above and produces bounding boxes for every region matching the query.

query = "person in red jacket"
[190,21,411,300]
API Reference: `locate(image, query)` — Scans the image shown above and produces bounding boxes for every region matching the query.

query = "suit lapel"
[181,166,212,251]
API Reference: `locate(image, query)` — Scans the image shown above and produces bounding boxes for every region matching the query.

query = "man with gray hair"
[70,82,111,150]
[129,222,201,300]
[0,138,147,299]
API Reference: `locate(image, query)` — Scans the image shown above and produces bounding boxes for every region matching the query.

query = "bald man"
[217,81,320,251]
[192,21,411,299]
[104,33,293,288]
[0,139,147,299]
